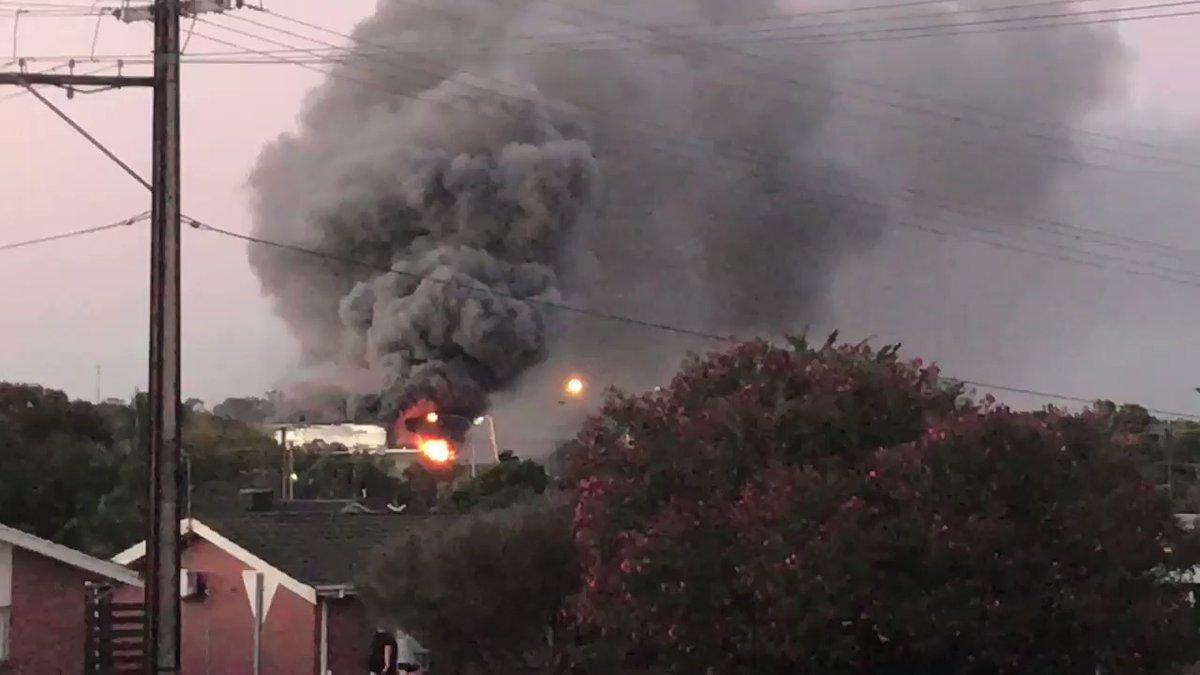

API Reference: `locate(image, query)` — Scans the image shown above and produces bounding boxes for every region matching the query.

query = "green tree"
[448,452,551,512]
[212,395,275,425]
[0,383,286,557]
[362,500,577,674]
[182,405,281,513]
[290,443,400,501]
[567,338,1200,674]
[0,383,119,550]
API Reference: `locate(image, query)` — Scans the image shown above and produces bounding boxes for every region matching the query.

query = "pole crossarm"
[0,72,155,88]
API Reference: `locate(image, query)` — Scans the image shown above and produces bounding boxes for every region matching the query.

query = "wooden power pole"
[144,0,183,671]
[1,1,241,671]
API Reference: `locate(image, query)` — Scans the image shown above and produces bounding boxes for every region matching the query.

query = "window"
[0,605,9,662]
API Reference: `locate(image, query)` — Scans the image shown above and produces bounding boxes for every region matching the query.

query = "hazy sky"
[4,0,1200,444]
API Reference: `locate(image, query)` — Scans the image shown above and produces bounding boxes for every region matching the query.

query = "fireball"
[419,437,453,464]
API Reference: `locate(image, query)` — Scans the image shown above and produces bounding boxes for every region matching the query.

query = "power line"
[49,4,1200,178]
[90,2,1196,182]
[189,219,1200,421]
[524,0,1071,33]
[20,81,152,189]
[186,1,1200,174]
[947,378,1200,420]
[0,1,114,8]
[519,0,1200,169]
[488,0,1200,48]
[20,13,1200,294]
[744,1,1200,46]
[186,15,1200,288]
[180,214,1200,411]
[188,219,740,343]
[231,7,1200,237]
[0,48,740,344]
[5,27,1194,422]
[427,0,1105,50]
[534,0,1200,47]
[330,0,1200,185]
[17,8,1200,296]
[205,11,1200,269]
[320,0,1104,52]
[0,211,148,251]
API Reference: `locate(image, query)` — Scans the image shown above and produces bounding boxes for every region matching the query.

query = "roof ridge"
[211,511,459,518]
[0,521,142,587]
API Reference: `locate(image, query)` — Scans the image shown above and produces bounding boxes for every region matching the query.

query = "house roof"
[112,513,452,602]
[270,499,374,515]
[0,522,142,587]
[203,512,450,588]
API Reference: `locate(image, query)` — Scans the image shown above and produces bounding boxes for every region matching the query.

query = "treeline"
[0,384,282,556]
[0,383,553,558]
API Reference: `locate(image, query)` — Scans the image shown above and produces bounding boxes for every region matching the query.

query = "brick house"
[113,511,443,674]
[0,522,142,675]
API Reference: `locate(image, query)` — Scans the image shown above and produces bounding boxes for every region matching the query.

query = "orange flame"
[419,437,453,464]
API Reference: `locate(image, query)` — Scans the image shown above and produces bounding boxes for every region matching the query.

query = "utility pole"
[286,447,296,501]
[2,2,241,672]
[278,426,290,500]
[1166,423,1175,503]
[144,0,183,672]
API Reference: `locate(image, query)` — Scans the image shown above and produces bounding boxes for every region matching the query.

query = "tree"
[448,452,551,512]
[181,405,284,514]
[212,395,275,425]
[0,383,286,557]
[290,443,401,502]
[0,383,120,551]
[567,338,1200,674]
[361,500,577,674]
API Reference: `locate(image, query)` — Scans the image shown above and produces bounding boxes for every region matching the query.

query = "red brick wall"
[117,537,318,675]
[325,597,369,675]
[1,547,94,675]
[260,572,318,675]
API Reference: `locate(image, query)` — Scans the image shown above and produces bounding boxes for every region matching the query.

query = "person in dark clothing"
[367,628,399,675]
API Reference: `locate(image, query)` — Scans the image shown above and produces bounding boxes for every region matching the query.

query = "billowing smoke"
[251,63,600,421]
[249,0,1125,444]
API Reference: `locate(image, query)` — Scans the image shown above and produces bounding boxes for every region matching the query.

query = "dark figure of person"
[367,628,399,675]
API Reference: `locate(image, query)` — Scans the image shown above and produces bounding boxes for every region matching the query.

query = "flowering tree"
[567,337,1200,673]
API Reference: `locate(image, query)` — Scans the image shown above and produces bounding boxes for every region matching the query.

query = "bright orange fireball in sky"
[419,437,453,464]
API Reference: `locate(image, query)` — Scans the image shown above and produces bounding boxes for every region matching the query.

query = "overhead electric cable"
[188,219,742,343]
[947,378,1200,420]
[201,11,1200,270]
[0,211,148,252]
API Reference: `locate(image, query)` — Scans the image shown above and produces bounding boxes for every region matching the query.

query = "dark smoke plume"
[249,0,1123,443]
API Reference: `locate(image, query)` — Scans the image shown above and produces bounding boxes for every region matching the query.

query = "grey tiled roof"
[204,512,456,587]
